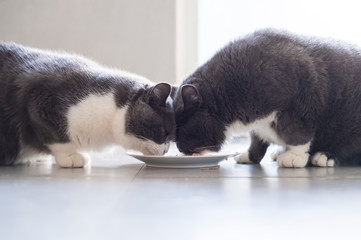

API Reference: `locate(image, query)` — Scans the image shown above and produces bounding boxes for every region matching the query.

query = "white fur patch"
[277,142,310,168]
[48,93,169,167]
[56,151,89,168]
[65,93,168,155]
[226,112,284,144]
[16,141,52,164]
[227,112,313,168]
[67,93,118,149]
[270,147,285,161]
[234,152,252,164]
[311,152,335,167]
[227,112,283,164]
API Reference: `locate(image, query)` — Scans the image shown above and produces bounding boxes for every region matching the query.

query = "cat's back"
[0,41,31,74]
[0,41,151,88]
[0,41,96,77]
[0,41,55,71]
[240,29,361,66]
[211,29,361,96]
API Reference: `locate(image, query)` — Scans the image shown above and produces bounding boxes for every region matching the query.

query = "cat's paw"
[55,153,88,168]
[234,152,252,164]
[311,152,335,167]
[270,148,284,161]
[277,151,309,168]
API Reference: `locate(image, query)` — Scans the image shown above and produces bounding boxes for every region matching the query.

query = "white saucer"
[128,153,239,168]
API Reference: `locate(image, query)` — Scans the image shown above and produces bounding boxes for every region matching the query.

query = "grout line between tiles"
[131,163,145,182]
[133,175,353,180]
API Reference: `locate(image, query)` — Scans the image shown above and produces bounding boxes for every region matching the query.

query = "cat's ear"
[147,83,171,107]
[181,84,202,110]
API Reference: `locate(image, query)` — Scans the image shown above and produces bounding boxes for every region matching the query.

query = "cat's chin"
[181,150,217,156]
[198,150,217,156]
[140,148,165,156]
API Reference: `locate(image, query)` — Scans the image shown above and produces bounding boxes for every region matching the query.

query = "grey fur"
[0,42,175,165]
[174,29,361,165]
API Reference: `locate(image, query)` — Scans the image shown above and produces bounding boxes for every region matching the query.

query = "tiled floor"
[2,138,361,240]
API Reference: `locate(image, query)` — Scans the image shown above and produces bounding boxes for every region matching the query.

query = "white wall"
[199,0,361,65]
[176,0,198,82]
[0,0,196,84]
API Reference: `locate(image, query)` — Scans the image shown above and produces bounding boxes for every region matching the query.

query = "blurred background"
[0,0,197,84]
[1,0,361,84]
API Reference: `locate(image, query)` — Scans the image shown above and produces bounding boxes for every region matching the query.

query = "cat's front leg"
[48,143,90,168]
[274,110,314,168]
[235,132,269,164]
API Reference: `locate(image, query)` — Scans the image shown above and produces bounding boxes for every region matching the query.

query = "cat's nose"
[163,143,170,154]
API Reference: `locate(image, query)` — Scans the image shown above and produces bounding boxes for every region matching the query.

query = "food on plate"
[200,165,220,170]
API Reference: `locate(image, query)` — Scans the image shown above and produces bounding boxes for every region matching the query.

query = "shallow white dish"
[128,153,239,168]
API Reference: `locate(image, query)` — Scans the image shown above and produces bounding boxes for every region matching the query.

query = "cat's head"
[125,83,176,155]
[173,84,226,155]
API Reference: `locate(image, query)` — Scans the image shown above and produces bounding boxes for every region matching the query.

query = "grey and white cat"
[174,29,361,167]
[0,42,175,167]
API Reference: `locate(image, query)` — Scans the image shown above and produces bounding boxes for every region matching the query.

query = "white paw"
[55,153,88,168]
[270,149,284,161]
[270,151,278,160]
[311,152,335,167]
[277,151,309,168]
[235,152,252,164]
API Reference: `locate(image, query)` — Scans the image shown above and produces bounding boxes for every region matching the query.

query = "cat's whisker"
[132,134,169,155]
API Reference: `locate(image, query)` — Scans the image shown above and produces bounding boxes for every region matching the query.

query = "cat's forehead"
[129,94,174,119]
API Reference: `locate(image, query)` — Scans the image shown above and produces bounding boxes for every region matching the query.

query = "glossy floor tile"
[2,139,361,240]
